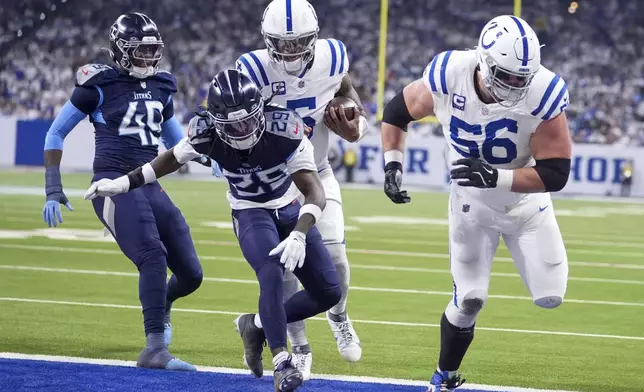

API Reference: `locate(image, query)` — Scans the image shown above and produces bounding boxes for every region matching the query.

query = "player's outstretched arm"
[84,137,199,200]
[451,113,572,193]
[381,79,436,204]
[43,87,100,227]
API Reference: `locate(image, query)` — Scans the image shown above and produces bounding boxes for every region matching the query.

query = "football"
[326,96,358,121]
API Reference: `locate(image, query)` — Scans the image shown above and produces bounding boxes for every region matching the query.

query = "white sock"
[273,351,290,368]
[254,314,263,329]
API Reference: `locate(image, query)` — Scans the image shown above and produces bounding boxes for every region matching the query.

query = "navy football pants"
[232,201,341,350]
[91,172,203,336]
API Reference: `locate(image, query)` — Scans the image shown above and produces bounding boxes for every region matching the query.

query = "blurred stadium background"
[1,1,644,392]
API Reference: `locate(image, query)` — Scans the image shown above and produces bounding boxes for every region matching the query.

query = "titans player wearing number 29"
[236,0,367,379]
[85,70,342,392]
[42,13,202,371]
[381,16,570,391]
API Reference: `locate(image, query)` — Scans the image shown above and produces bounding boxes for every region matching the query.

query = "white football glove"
[84,177,130,200]
[269,231,307,272]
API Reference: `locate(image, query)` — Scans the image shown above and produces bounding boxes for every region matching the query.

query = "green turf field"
[0,169,642,391]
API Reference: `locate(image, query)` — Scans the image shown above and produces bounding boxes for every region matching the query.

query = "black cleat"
[234,314,266,378]
[273,356,303,392]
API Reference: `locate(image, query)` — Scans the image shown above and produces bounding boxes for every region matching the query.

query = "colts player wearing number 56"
[381,15,570,392]
[42,13,203,371]
[235,0,367,379]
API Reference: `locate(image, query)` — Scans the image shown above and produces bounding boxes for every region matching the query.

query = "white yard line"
[0,297,642,343]
[1,264,642,307]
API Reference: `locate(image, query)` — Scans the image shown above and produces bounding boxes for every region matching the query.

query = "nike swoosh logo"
[483,167,494,175]
[539,205,549,212]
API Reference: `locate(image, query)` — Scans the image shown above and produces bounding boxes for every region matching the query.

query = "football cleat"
[327,311,362,362]
[292,344,313,381]
[234,314,266,378]
[136,347,196,371]
[427,370,465,392]
[273,355,303,392]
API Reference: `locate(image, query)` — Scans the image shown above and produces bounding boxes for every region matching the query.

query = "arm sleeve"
[286,138,317,174]
[160,116,184,149]
[173,137,203,164]
[43,100,89,151]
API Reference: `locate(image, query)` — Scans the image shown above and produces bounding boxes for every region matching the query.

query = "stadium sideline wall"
[2,116,642,197]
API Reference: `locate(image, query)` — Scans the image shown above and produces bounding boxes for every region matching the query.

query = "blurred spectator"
[1,0,644,145]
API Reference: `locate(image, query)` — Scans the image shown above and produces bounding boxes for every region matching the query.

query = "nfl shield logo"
[298,80,305,88]
[482,106,489,115]
[140,81,146,89]
[462,204,470,213]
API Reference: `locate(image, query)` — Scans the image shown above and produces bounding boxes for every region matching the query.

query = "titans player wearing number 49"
[85,69,342,392]
[381,16,570,391]
[236,0,368,379]
[41,13,203,371]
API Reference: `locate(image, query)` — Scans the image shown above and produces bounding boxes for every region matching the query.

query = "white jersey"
[236,39,348,171]
[424,50,569,209]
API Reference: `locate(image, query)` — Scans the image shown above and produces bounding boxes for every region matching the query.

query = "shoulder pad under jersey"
[318,39,349,78]
[74,64,117,87]
[525,67,569,121]
[422,50,471,97]
[264,104,305,140]
[152,70,179,94]
[236,50,272,89]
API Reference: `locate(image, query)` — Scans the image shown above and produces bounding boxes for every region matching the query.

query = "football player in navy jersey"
[42,13,201,371]
[85,69,341,392]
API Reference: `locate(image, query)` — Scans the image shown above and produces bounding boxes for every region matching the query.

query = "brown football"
[326,96,358,121]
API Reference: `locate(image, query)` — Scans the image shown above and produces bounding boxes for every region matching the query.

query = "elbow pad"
[534,158,571,192]
[382,90,414,131]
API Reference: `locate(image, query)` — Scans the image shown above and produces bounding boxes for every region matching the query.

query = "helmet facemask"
[208,100,266,150]
[480,58,537,107]
[263,32,317,75]
[111,25,164,79]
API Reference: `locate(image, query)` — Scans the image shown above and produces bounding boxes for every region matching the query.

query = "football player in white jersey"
[235,0,368,380]
[381,15,571,391]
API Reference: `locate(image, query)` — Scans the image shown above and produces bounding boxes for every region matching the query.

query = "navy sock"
[138,250,168,335]
[256,264,287,350]
[438,313,475,371]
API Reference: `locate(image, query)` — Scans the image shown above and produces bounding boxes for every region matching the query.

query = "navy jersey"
[176,104,317,210]
[74,64,178,173]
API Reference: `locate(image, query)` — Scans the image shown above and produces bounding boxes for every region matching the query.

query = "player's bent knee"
[136,247,167,271]
[320,284,342,309]
[534,295,563,309]
[459,289,488,315]
[256,263,284,290]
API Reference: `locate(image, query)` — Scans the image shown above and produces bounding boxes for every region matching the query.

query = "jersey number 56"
[449,116,518,165]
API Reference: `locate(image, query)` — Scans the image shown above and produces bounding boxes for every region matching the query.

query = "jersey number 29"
[449,116,518,165]
[119,100,164,146]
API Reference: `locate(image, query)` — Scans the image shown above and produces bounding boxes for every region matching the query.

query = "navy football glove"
[43,166,73,227]
[450,158,498,188]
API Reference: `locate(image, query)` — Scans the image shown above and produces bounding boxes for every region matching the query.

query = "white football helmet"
[476,15,541,106]
[261,0,319,75]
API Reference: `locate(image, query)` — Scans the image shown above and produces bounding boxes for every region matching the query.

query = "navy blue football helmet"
[109,12,163,79]
[206,70,265,150]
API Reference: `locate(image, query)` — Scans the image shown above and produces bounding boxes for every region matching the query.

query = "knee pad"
[137,248,167,272]
[446,289,487,328]
[256,263,284,293]
[534,295,563,309]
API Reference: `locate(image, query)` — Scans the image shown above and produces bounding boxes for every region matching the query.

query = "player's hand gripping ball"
[324,96,360,136]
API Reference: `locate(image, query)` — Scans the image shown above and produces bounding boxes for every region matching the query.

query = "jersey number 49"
[118,100,164,146]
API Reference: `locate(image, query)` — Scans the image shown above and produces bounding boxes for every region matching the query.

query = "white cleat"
[327,311,362,362]
[292,344,313,382]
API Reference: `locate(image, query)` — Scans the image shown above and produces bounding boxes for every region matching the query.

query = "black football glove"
[192,155,212,168]
[384,161,411,204]
[450,158,498,188]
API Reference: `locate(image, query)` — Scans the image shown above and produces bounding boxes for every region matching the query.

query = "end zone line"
[0,352,576,392]
[1,296,643,341]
